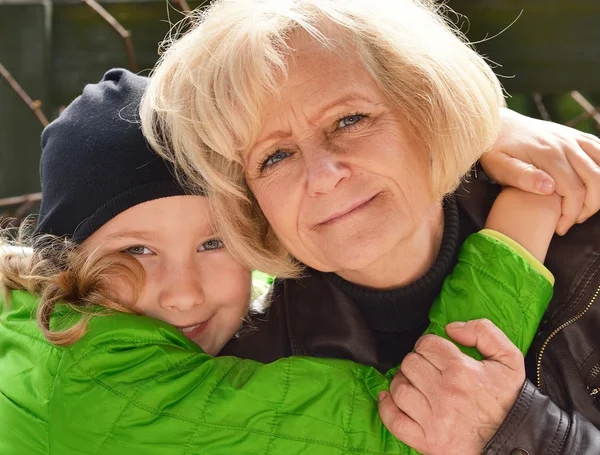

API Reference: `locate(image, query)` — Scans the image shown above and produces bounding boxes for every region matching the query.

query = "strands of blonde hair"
[0,224,144,346]
[141,0,505,276]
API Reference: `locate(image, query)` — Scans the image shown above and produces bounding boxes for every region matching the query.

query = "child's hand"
[378,319,525,455]
[480,109,600,235]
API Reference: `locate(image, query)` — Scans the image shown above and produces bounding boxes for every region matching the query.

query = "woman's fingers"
[480,152,555,195]
[532,143,586,235]
[378,390,426,452]
[399,350,442,396]
[382,322,526,454]
[481,110,600,233]
[572,137,600,223]
[389,371,432,424]
[445,320,524,373]
[582,132,600,145]
[413,334,464,371]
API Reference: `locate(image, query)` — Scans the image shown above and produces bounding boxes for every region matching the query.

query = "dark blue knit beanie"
[36,68,191,243]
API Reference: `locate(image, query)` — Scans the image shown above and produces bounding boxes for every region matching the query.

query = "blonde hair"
[0,224,143,346]
[141,0,506,277]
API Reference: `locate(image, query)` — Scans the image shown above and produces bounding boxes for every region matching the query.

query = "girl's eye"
[199,239,224,251]
[122,245,153,256]
[338,114,365,129]
[262,150,291,169]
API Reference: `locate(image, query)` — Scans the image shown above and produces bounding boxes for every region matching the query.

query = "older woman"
[141,0,600,453]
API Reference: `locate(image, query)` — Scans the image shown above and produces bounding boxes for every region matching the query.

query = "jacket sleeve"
[424,230,554,359]
[44,232,553,455]
[484,380,600,454]
[49,315,419,455]
[426,233,600,454]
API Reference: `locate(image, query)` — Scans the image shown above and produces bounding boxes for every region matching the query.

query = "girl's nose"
[159,266,205,312]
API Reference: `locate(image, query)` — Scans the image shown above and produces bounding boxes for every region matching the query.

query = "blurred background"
[1,0,599,224]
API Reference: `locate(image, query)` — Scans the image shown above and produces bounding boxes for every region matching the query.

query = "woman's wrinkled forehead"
[237,27,365,151]
[250,48,386,155]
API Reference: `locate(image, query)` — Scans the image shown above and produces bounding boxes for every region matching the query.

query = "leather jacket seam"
[548,407,565,455]
[582,349,598,370]
[555,415,571,455]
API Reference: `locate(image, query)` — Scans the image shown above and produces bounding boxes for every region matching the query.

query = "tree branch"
[571,91,600,128]
[0,193,42,208]
[81,0,139,72]
[0,63,49,127]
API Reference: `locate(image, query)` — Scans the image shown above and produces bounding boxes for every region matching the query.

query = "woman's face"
[243,35,441,285]
[84,196,252,355]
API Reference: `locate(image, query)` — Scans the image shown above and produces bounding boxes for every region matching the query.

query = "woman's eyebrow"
[310,94,372,125]
[253,94,373,149]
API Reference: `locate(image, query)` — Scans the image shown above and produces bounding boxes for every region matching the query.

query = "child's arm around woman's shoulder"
[484,187,562,263]
[424,188,561,359]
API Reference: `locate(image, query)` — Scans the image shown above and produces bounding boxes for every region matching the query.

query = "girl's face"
[84,196,252,355]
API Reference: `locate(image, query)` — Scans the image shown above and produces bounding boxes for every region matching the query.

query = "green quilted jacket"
[0,232,553,454]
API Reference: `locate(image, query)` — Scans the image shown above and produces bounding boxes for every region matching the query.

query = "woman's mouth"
[318,193,379,226]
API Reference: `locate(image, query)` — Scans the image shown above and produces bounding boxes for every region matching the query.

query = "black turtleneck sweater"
[322,196,475,366]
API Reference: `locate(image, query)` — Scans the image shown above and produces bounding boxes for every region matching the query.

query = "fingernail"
[378,391,387,402]
[537,178,554,194]
[447,321,466,329]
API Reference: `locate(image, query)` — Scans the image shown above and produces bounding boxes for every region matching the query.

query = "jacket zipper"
[587,363,600,399]
[536,283,600,390]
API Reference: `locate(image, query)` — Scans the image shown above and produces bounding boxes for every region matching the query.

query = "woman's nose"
[159,267,205,312]
[305,147,351,196]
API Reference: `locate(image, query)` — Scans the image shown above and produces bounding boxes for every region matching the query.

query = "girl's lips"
[177,320,210,339]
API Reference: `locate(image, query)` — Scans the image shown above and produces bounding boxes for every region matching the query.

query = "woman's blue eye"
[199,239,224,251]
[338,114,364,129]
[122,245,152,256]
[263,150,290,168]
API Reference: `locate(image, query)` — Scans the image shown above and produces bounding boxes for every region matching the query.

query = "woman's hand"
[480,109,600,235]
[378,319,525,455]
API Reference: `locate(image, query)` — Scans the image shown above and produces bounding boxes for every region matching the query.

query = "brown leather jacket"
[222,178,600,454]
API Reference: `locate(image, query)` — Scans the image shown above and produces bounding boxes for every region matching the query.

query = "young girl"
[0,69,557,455]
